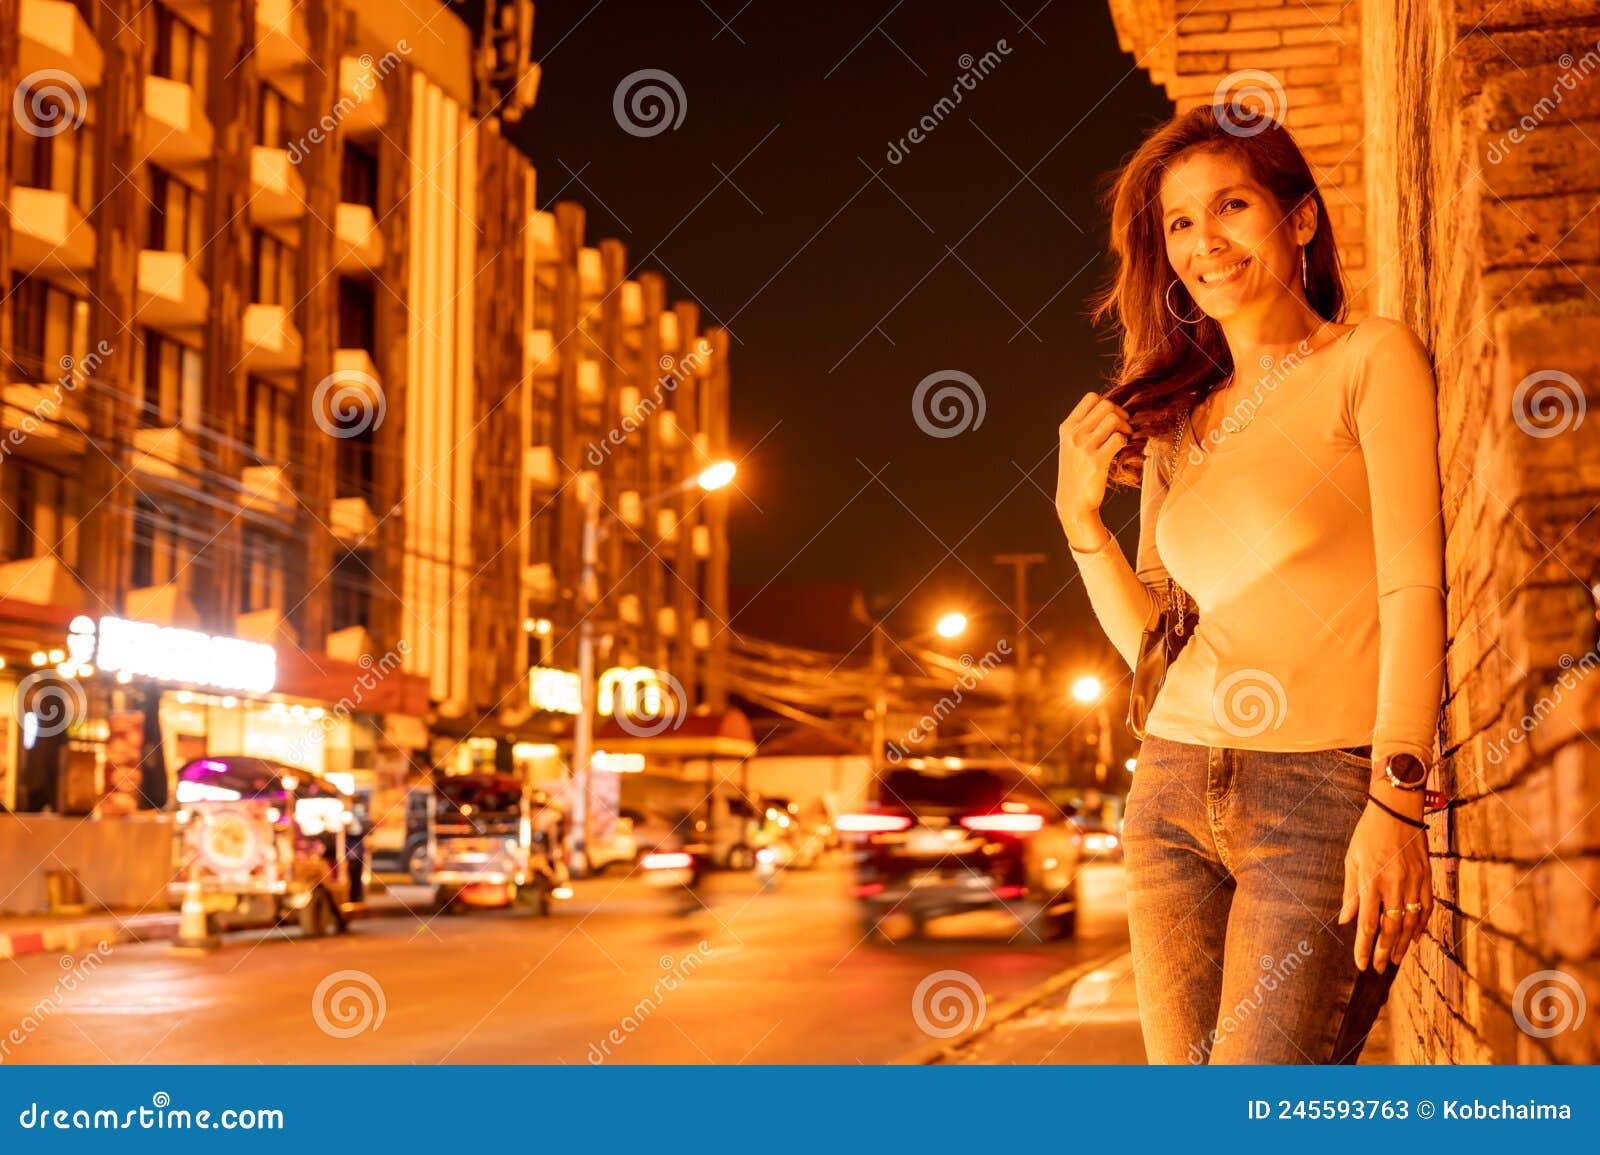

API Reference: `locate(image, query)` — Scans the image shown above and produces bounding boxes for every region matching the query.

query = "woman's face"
[1158,148,1310,322]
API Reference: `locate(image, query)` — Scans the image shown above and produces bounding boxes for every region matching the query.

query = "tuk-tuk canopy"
[175,756,349,806]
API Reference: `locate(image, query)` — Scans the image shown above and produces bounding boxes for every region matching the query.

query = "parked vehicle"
[1070,815,1124,861]
[167,756,358,938]
[370,788,432,883]
[428,774,567,915]
[842,762,1084,941]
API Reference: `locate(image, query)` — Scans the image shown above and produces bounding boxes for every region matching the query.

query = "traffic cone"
[167,871,219,956]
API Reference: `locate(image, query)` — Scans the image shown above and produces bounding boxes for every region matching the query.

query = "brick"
[1228,4,1345,30]
[1544,859,1600,959]
[1176,12,1230,33]
[1179,30,1282,52]
[1229,45,1343,69]
[1282,24,1355,47]
[1176,52,1229,73]
[1479,123,1600,198]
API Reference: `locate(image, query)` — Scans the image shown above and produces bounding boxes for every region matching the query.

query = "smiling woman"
[1053,105,1446,1066]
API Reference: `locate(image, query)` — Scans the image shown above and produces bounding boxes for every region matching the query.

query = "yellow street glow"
[697,460,737,491]
[1071,675,1103,703]
[934,611,968,639]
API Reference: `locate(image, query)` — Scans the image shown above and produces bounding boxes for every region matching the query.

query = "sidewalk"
[933,950,1395,1065]
[0,881,438,961]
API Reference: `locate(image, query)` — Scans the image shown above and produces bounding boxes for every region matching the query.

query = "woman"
[1056,105,1444,1064]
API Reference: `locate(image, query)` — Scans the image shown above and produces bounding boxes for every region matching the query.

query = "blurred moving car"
[1070,815,1124,861]
[758,796,828,869]
[842,762,1083,941]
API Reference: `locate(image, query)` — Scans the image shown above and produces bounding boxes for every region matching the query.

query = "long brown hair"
[1090,105,1348,487]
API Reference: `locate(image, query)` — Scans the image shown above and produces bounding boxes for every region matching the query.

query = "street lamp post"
[567,461,736,877]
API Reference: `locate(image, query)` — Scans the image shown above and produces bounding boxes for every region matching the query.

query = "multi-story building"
[0,0,732,818]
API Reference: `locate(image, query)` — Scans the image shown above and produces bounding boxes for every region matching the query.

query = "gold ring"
[1404,902,1424,914]
[1382,908,1405,919]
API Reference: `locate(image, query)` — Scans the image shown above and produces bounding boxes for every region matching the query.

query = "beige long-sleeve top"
[1070,315,1446,768]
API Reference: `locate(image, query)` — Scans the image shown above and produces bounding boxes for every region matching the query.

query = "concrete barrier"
[0,814,175,915]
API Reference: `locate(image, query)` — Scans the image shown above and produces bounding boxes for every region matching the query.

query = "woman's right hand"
[1056,392,1132,545]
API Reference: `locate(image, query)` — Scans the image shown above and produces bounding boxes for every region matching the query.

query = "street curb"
[893,946,1134,1065]
[0,915,180,961]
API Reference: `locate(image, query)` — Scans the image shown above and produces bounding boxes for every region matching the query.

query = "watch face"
[1387,753,1427,786]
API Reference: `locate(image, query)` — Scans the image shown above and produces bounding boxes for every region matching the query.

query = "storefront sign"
[69,615,276,695]
[598,666,676,719]
[529,666,582,714]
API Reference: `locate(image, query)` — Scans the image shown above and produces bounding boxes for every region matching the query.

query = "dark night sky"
[504,1,1173,642]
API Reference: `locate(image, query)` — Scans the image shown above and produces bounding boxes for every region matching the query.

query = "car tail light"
[960,812,1044,833]
[641,851,694,870]
[836,813,912,833]
[853,882,885,898]
[994,884,1027,899]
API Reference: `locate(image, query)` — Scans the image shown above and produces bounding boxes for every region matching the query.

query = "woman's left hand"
[1338,799,1432,973]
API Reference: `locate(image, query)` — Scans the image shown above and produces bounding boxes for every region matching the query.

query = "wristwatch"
[1381,752,1428,792]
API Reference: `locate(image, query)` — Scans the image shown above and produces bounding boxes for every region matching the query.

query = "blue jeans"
[1123,734,1399,1063]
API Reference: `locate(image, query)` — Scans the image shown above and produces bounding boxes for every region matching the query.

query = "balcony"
[659,312,680,353]
[139,76,212,169]
[579,247,603,297]
[619,594,642,626]
[236,608,297,648]
[136,250,208,330]
[656,509,678,544]
[131,425,202,482]
[338,54,387,135]
[249,147,305,225]
[1,381,88,461]
[578,360,603,404]
[621,281,644,326]
[525,446,558,489]
[238,464,296,520]
[693,524,711,559]
[334,203,383,273]
[333,348,382,395]
[618,490,643,528]
[330,496,378,546]
[657,606,678,638]
[523,562,558,604]
[531,212,558,287]
[7,187,95,275]
[255,0,310,78]
[242,304,303,372]
[20,0,104,87]
[526,329,559,376]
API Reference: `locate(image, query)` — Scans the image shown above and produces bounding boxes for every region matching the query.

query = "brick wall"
[1108,0,1600,1063]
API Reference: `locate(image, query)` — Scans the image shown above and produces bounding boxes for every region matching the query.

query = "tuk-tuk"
[167,755,358,938]
[428,773,568,915]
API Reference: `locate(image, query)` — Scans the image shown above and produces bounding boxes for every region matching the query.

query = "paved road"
[1,862,1128,1064]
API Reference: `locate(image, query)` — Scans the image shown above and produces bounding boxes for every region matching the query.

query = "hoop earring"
[1165,280,1204,324]
[1301,244,1309,294]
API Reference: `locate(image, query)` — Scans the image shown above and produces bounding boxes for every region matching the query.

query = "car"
[841,762,1083,941]
[1070,815,1125,861]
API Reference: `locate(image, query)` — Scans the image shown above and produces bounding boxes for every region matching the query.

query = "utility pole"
[993,552,1046,764]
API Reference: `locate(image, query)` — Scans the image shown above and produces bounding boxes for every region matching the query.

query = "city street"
[2,864,1128,1065]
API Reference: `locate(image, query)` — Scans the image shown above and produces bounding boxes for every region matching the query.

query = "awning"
[594,707,757,759]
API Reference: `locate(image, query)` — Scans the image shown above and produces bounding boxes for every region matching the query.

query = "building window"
[331,550,374,633]
[149,6,208,107]
[341,140,378,208]
[4,114,89,208]
[240,527,284,613]
[258,84,297,151]
[133,330,203,428]
[251,230,296,306]
[337,278,376,354]
[144,166,205,259]
[336,431,375,504]
[0,462,79,567]
[130,494,178,589]
[7,276,89,383]
[243,376,293,465]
